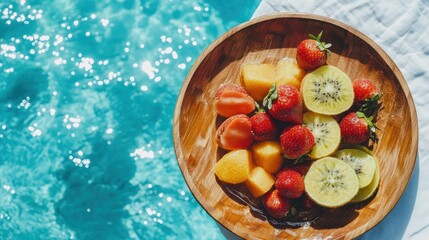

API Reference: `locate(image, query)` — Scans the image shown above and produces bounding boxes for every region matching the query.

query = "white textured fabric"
[252,1,429,240]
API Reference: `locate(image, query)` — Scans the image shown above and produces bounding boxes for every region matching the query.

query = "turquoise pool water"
[0,0,260,239]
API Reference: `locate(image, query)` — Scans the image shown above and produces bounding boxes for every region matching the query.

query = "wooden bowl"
[173,13,418,239]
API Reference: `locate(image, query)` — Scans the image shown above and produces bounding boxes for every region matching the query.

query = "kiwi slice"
[303,111,341,159]
[334,149,376,188]
[301,65,354,115]
[305,157,359,208]
[338,145,380,202]
[351,155,380,202]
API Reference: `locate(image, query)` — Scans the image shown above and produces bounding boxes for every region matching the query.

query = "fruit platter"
[173,13,418,239]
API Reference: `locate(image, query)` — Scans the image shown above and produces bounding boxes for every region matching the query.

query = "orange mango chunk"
[215,149,252,184]
[246,167,275,197]
[241,64,276,101]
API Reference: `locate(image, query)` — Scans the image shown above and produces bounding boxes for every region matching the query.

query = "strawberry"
[216,114,253,150]
[214,83,255,117]
[296,31,332,70]
[263,84,303,124]
[263,189,292,219]
[301,194,316,209]
[352,78,381,116]
[279,125,315,159]
[353,78,378,102]
[275,169,305,199]
[339,111,377,144]
[250,103,278,141]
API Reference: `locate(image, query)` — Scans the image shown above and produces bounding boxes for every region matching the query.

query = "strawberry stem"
[359,93,382,116]
[356,111,378,142]
[309,31,332,56]
[254,102,265,113]
[290,207,297,216]
[293,155,309,164]
[263,84,278,109]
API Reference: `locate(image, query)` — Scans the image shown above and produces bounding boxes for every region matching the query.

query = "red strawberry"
[263,84,303,124]
[275,169,305,199]
[263,189,292,219]
[339,112,377,144]
[352,78,381,116]
[250,104,278,141]
[216,114,253,150]
[296,31,332,70]
[301,194,316,209]
[279,125,315,159]
[353,78,378,102]
[214,83,255,117]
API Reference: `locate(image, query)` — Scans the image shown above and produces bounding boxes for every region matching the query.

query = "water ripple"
[0,0,260,239]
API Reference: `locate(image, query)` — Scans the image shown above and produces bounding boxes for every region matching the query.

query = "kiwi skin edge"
[338,144,380,203]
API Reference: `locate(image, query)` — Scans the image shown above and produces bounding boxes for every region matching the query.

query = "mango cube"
[241,64,276,101]
[246,167,275,197]
[275,58,305,89]
[252,141,284,174]
[214,149,252,184]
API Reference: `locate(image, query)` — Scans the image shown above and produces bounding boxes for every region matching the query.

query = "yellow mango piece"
[252,141,284,174]
[246,167,275,198]
[241,64,276,101]
[214,149,252,184]
[275,58,305,89]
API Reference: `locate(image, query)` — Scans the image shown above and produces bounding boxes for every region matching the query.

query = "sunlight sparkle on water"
[141,61,156,79]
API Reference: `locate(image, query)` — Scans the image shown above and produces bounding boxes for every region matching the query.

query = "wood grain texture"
[173,13,418,240]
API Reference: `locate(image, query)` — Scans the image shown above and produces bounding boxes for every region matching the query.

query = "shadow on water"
[55,133,138,240]
[208,0,261,26]
[0,67,49,102]
[53,85,156,239]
